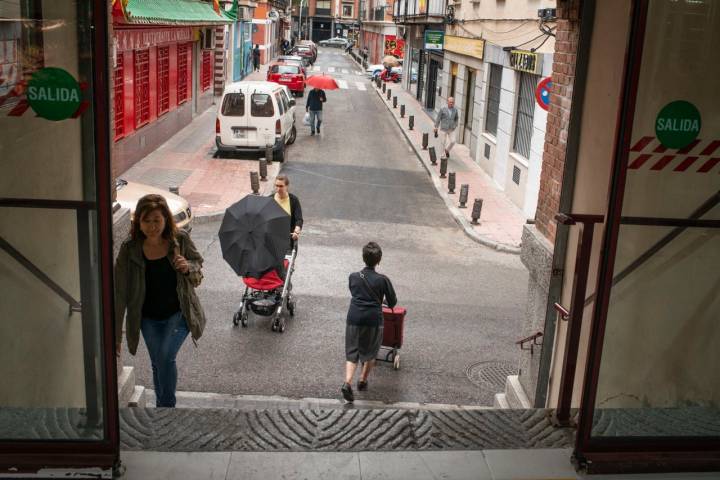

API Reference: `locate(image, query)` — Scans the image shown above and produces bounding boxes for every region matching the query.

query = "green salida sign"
[27,67,82,121]
[655,100,701,149]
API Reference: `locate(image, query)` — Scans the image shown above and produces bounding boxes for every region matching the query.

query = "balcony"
[393,0,446,23]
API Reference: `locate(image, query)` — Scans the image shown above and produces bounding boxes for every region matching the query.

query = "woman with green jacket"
[114,194,206,407]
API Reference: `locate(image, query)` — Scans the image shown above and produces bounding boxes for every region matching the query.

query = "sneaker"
[341,382,354,402]
[357,379,368,391]
[310,131,315,136]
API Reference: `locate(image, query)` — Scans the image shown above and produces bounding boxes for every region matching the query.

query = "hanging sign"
[510,49,541,74]
[655,100,701,149]
[424,30,444,51]
[26,67,83,121]
[535,76,552,111]
[443,35,484,60]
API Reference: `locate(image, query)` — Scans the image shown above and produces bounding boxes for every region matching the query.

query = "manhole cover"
[466,361,518,389]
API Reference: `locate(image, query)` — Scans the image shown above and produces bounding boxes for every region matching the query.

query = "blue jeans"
[309,110,322,133]
[140,311,189,407]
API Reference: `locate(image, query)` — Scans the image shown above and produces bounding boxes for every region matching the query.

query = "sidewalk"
[369,77,526,254]
[120,66,278,221]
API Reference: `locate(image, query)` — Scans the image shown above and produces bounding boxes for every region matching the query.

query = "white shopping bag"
[303,112,310,126]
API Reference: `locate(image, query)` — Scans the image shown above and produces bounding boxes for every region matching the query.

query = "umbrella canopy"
[218,195,290,278]
[382,55,400,67]
[306,74,339,90]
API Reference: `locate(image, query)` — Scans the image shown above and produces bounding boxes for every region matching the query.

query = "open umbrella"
[306,74,339,90]
[382,55,400,67]
[218,195,290,279]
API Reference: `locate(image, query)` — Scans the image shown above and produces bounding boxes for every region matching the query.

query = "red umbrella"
[306,74,339,90]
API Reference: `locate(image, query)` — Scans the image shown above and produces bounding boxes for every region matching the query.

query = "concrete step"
[505,375,532,409]
[117,366,136,407]
[128,385,146,408]
[493,393,510,409]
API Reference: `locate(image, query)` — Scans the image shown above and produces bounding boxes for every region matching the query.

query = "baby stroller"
[232,241,298,333]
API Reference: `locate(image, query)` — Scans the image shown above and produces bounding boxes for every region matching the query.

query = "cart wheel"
[393,354,400,370]
[232,312,240,327]
[240,311,249,328]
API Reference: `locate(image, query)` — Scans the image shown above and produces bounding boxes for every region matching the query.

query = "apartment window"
[134,49,150,128]
[201,50,212,92]
[464,68,476,130]
[342,4,353,16]
[113,53,124,141]
[177,43,189,104]
[513,72,537,158]
[484,64,502,136]
[157,46,170,115]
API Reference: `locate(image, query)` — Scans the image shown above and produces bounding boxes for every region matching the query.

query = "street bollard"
[259,159,268,181]
[376,77,381,89]
[265,145,273,164]
[386,89,392,100]
[440,156,447,178]
[400,105,405,118]
[422,132,428,150]
[408,115,414,130]
[448,172,456,194]
[428,146,437,165]
[471,198,483,224]
[250,171,260,195]
[382,82,386,93]
[169,186,179,195]
[459,184,469,208]
[393,96,397,108]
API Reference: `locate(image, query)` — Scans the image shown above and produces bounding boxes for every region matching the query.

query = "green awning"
[125,0,233,25]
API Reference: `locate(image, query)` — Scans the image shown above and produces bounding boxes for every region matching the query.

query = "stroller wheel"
[393,353,401,370]
[278,322,286,333]
[287,299,295,317]
[240,310,249,328]
[271,320,278,332]
[232,312,240,327]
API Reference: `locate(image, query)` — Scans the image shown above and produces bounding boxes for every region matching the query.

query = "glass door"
[576,0,720,472]
[0,0,118,472]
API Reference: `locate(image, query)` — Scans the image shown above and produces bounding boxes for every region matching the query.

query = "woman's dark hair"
[131,194,178,242]
[362,242,382,268]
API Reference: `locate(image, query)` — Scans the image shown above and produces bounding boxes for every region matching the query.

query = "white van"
[216,81,296,161]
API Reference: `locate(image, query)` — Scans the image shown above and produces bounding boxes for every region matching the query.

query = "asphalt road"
[123,48,529,406]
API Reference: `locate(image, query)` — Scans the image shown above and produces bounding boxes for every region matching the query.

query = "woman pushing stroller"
[342,242,397,403]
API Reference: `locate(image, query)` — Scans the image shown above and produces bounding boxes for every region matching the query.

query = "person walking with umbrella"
[252,44,261,72]
[305,74,338,136]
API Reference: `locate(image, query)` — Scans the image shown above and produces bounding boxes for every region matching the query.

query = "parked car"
[278,54,309,69]
[115,179,193,232]
[298,40,318,58]
[291,46,315,65]
[319,37,349,48]
[365,64,402,79]
[216,81,296,162]
[267,62,306,97]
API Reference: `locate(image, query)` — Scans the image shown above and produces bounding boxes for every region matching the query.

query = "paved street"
[122,48,529,406]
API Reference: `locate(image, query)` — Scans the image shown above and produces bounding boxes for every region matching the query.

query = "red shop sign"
[115,28,194,51]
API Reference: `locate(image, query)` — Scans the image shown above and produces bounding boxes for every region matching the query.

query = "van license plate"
[233,129,246,139]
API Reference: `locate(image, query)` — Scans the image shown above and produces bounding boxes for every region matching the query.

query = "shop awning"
[120,0,233,25]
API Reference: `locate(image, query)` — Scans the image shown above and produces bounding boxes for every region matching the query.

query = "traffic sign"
[535,76,552,111]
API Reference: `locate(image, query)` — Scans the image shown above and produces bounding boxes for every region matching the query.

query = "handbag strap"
[359,271,388,310]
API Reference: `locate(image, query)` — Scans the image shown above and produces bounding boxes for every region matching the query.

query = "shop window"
[134,49,150,128]
[484,64,502,136]
[512,71,537,158]
[177,43,189,104]
[201,50,212,92]
[157,46,169,115]
[113,53,124,141]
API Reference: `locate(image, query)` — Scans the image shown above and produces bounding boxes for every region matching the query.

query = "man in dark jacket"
[252,44,261,72]
[306,87,326,136]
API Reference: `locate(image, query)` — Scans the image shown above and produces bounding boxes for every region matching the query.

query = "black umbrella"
[219,195,290,278]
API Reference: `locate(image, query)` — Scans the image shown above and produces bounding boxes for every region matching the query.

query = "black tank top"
[142,255,181,320]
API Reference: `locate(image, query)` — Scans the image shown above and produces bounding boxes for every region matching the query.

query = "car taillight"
[215,118,220,134]
[275,119,281,135]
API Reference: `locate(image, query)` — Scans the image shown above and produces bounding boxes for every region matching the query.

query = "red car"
[267,62,306,97]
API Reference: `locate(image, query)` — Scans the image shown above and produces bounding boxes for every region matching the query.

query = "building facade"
[251,0,290,64]
[359,0,401,64]
[292,0,360,44]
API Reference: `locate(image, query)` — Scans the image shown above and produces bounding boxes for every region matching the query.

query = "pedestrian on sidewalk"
[341,242,397,403]
[114,194,206,408]
[306,86,326,136]
[252,44,261,72]
[433,97,459,159]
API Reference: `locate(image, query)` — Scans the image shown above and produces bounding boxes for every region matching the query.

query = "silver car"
[319,37,349,48]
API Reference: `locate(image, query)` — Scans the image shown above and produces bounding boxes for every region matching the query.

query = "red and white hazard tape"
[629,136,719,173]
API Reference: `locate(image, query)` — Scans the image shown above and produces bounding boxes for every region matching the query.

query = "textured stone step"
[505,375,531,409]
[493,393,510,409]
[128,385,146,408]
[118,366,135,407]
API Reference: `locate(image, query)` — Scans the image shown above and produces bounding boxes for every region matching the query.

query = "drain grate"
[466,361,518,389]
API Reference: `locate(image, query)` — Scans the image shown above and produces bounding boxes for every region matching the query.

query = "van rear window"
[251,93,274,117]
[221,93,245,116]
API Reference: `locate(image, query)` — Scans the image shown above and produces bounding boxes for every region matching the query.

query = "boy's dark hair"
[362,242,382,268]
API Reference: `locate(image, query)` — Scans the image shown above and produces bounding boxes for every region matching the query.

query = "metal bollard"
[393,96,397,108]
[448,172,456,194]
[386,89,392,100]
[408,115,414,130]
[422,132,428,150]
[471,198,483,224]
[259,159,268,181]
[376,77,381,89]
[400,105,405,118]
[250,171,260,195]
[428,146,437,165]
[265,145,273,164]
[382,82,386,93]
[440,156,447,178]
[459,184,469,208]
[169,186,180,195]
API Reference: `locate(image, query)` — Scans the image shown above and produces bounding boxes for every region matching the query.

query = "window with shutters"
[512,72,537,159]
[484,64,502,136]
[134,49,150,128]
[157,46,169,115]
[177,43,189,104]
[201,50,212,91]
[113,53,124,141]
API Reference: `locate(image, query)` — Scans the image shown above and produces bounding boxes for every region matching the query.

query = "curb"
[373,88,521,255]
[193,160,282,224]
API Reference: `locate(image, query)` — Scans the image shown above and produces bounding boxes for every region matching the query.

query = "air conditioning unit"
[201,28,216,49]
